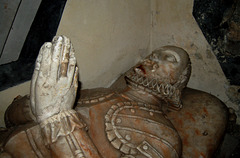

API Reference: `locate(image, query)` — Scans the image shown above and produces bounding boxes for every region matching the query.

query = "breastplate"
[105,101,181,158]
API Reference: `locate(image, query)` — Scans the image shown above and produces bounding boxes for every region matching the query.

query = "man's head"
[125,46,191,110]
[134,46,190,84]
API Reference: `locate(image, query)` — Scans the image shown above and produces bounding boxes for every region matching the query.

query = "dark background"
[193,0,240,86]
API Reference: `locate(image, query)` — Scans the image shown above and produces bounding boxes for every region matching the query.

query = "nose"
[135,65,146,74]
[152,64,159,72]
[142,59,153,66]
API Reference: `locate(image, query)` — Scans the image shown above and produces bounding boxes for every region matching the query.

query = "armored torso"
[76,92,181,158]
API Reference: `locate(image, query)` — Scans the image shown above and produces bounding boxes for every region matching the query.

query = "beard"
[125,64,191,110]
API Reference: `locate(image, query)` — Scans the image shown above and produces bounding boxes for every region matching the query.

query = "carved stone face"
[125,46,191,109]
[134,46,190,84]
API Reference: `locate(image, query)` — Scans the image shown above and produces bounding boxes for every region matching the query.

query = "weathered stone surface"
[1,37,228,158]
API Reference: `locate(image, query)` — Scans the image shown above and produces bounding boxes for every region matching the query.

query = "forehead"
[148,46,189,63]
[150,49,181,62]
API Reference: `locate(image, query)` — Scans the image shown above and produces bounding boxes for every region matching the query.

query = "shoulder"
[182,87,227,111]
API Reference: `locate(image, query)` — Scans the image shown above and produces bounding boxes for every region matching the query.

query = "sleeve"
[40,109,102,158]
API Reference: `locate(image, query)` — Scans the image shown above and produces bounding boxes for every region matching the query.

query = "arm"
[31,35,101,158]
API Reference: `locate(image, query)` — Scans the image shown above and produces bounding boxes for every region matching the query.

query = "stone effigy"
[0,36,228,158]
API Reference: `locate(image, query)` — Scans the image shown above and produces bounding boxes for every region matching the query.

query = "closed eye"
[165,54,177,62]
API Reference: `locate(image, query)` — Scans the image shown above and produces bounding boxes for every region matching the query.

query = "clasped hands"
[30,36,78,122]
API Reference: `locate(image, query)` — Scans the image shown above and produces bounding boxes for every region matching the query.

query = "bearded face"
[134,46,190,85]
[125,46,191,110]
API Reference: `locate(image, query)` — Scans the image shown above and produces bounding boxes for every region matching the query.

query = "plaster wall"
[56,0,151,89]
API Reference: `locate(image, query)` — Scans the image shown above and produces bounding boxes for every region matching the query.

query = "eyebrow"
[162,50,180,62]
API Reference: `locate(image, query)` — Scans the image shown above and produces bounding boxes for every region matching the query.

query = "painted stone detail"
[78,93,115,105]
[105,102,179,158]
[0,36,228,158]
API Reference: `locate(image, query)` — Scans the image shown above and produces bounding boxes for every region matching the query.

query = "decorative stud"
[116,118,122,124]
[131,109,135,113]
[149,112,154,116]
[125,135,131,141]
[143,145,148,150]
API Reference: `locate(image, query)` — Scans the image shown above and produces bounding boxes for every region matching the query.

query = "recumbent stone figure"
[0,36,228,158]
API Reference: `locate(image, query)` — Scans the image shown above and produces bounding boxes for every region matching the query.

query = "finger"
[60,66,78,111]
[30,46,44,115]
[50,36,63,81]
[73,66,79,94]
[38,42,52,81]
[34,45,44,71]
[60,36,71,77]
[67,43,77,87]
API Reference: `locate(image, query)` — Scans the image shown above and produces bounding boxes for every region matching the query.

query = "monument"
[0,36,228,158]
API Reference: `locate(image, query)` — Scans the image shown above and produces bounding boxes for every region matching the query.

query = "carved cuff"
[40,109,86,145]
